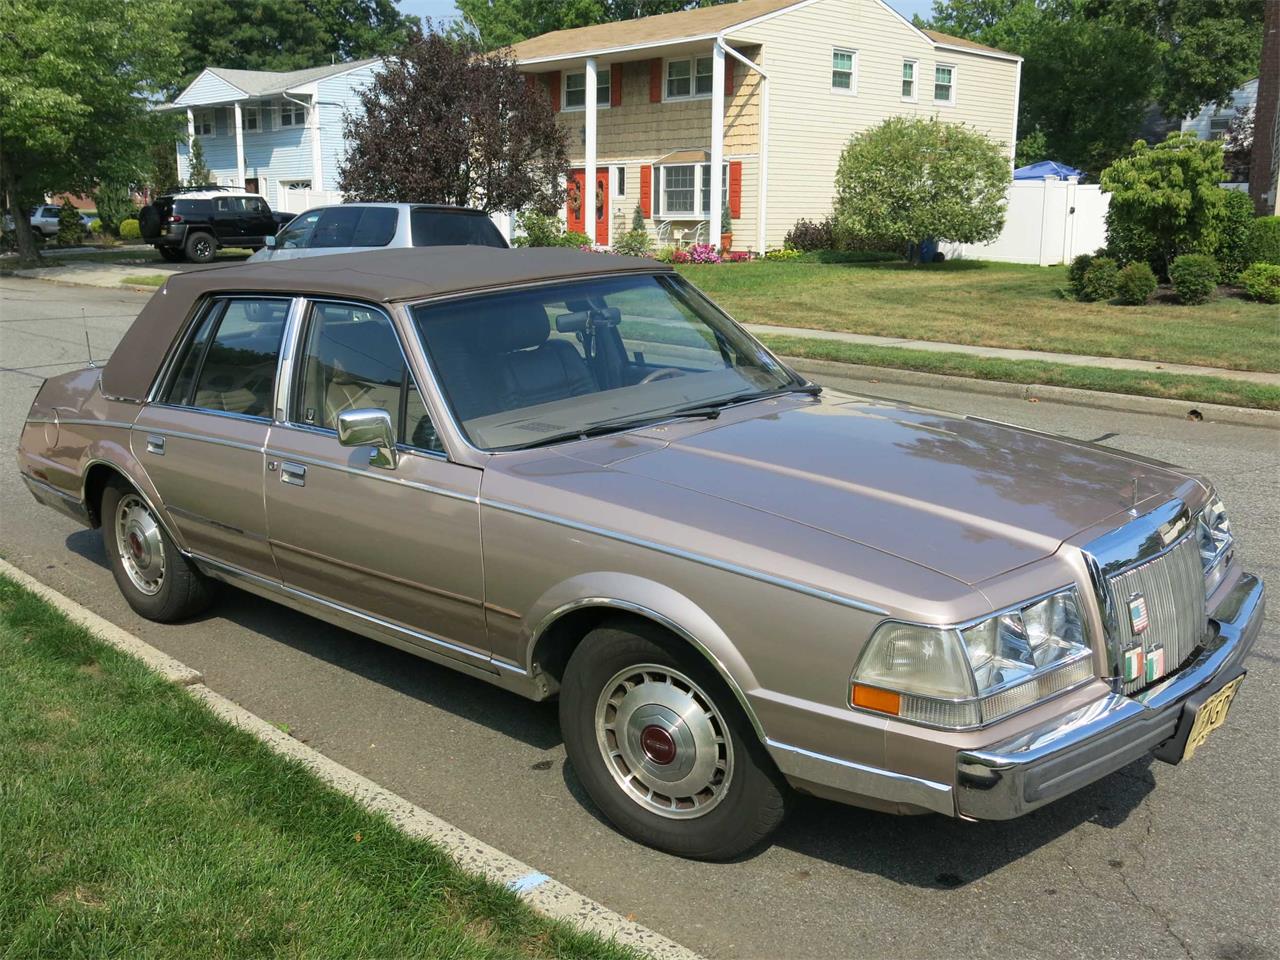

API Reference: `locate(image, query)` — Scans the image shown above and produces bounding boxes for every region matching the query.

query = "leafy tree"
[1013,128,1048,169]
[1100,132,1229,276]
[339,30,568,212]
[55,199,83,247]
[0,0,185,262]
[833,117,1010,264]
[94,182,134,236]
[186,138,213,188]
[178,0,419,86]
[453,0,732,50]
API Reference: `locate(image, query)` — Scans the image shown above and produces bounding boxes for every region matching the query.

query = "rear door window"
[309,206,397,248]
[410,209,507,248]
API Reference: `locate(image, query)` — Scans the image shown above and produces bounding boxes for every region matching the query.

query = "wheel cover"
[193,237,212,258]
[594,663,734,820]
[115,494,166,596]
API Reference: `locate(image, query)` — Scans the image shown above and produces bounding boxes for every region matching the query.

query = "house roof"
[507,0,804,62]
[204,58,382,97]
[923,30,1013,57]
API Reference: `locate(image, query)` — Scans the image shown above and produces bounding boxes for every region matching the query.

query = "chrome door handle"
[146,435,165,455]
[280,461,307,486]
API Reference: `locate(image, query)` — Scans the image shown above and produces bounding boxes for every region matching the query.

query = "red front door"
[566,168,609,245]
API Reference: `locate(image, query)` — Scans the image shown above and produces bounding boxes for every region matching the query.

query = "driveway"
[2,276,1277,960]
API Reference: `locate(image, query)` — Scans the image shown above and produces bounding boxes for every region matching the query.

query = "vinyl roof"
[201,58,382,98]
[101,248,673,401]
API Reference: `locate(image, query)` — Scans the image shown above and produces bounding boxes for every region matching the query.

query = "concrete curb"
[783,356,1280,429]
[0,557,703,960]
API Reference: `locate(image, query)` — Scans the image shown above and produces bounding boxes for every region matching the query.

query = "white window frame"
[242,106,261,133]
[658,161,728,219]
[933,63,956,105]
[279,101,308,129]
[1208,115,1231,139]
[901,58,918,102]
[193,109,215,137]
[614,165,626,198]
[562,69,610,111]
[831,48,857,95]
[663,55,714,102]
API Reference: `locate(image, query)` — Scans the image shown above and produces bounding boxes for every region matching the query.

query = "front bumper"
[956,572,1264,819]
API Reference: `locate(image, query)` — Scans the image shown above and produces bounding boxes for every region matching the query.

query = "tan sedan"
[17,248,1264,859]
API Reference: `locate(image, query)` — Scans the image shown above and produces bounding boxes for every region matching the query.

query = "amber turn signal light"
[851,683,901,715]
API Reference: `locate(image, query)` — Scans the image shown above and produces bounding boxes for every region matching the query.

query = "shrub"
[725,250,752,262]
[670,248,691,264]
[1213,188,1256,281]
[1104,205,1160,272]
[764,248,801,261]
[88,218,103,234]
[1077,256,1119,302]
[613,228,652,258]
[1239,262,1280,304]
[1114,262,1157,305]
[652,246,678,263]
[56,200,84,246]
[630,204,645,232]
[1244,216,1280,266]
[119,218,141,241]
[688,243,721,264]
[1169,253,1219,304]
[1067,253,1095,297]
[784,217,836,251]
[512,210,588,248]
[794,249,899,264]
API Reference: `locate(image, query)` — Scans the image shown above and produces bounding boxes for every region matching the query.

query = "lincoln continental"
[17,248,1263,859]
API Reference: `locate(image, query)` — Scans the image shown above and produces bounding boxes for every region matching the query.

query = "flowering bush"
[688,243,720,264]
[764,248,801,261]
[670,248,692,264]
[725,250,753,262]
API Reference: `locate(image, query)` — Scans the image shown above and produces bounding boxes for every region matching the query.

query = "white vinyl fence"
[275,187,345,214]
[941,176,1110,266]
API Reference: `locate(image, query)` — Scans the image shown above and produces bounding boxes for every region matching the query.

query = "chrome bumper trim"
[22,473,91,527]
[766,739,955,816]
[956,573,1264,820]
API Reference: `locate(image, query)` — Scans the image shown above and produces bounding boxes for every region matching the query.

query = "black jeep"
[138,187,291,263]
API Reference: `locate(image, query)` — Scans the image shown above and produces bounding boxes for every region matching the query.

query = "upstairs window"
[832,48,856,92]
[1208,116,1231,139]
[280,102,307,127]
[193,110,214,136]
[241,107,260,132]
[901,59,917,100]
[564,69,610,110]
[665,56,713,100]
[934,64,955,104]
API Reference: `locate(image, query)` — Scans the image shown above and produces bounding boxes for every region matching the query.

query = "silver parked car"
[248,202,509,263]
[17,248,1264,860]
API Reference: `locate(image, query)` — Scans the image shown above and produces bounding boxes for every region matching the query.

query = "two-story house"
[511,0,1021,252]
[163,59,382,213]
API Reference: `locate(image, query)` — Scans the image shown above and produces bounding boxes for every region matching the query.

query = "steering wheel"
[639,367,686,384]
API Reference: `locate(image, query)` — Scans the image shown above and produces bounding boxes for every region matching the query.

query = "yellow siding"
[734,0,1019,246]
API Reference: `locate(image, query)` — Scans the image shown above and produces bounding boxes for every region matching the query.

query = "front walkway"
[743,323,1280,387]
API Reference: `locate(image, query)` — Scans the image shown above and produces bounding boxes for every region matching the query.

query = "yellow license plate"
[1183,676,1243,762]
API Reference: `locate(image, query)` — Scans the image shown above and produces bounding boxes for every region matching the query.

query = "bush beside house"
[119,218,141,241]
[1114,262,1157,305]
[1240,263,1280,303]
[1169,254,1219,304]
[1246,216,1280,266]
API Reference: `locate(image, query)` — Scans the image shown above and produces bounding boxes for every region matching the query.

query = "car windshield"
[410,208,508,248]
[411,273,800,451]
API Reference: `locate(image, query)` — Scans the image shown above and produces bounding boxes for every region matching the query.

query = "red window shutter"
[639,165,652,218]
[649,59,662,102]
[728,161,743,219]
[611,63,623,107]
[725,60,735,97]
[548,71,561,112]
[524,74,536,95]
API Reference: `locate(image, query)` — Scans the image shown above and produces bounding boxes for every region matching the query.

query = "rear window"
[410,209,508,248]
[174,199,210,218]
[310,206,398,248]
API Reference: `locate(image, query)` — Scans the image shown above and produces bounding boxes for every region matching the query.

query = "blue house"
[164,59,382,213]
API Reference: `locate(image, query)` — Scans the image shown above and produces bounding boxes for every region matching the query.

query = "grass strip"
[119,274,168,287]
[0,575,640,960]
[761,334,1280,411]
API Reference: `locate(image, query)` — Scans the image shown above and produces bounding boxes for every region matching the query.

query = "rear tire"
[184,231,215,264]
[157,246,184,262]
[101,478,215,622]
[559,619,789,860]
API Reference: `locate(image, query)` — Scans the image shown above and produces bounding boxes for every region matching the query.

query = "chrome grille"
[1103,533,1206,694]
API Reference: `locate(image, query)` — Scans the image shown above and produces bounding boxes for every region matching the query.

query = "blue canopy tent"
[1014,160,1085,181]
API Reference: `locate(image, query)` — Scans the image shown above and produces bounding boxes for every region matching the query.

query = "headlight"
[1198,494,1233,595]
[850,588,1093,729]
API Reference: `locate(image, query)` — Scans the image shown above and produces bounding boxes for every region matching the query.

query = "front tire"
[559,620,789,860]
[101,479,215,622]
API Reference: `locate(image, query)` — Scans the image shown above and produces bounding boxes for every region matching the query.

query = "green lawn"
[120,274,168,287]
[763,335,1280,411]
[677,260,1280,373]
[0,576,638,960]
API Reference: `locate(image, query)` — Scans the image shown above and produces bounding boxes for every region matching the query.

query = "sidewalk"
[743,323,1280,387]
[11,259,182,288]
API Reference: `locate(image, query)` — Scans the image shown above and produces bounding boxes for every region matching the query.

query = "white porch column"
[184,109,195,181]
[758,72,769,254]
[310,100,324,192]
[233,102,246,187]
[584,57,598,245]
[710,41,725,246]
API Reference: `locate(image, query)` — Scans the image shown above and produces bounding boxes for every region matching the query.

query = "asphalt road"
[2,276,1277,960]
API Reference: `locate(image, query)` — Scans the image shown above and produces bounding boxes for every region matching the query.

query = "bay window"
[659,162,728,218]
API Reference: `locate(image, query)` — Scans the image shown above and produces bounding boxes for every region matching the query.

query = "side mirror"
[264,234,276,248]
[337,408,397,469]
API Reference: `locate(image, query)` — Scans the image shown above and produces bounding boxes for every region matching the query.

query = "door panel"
[131,405,273,576]
[566,169,585,235]
[593,169,609,245]
[264,426,488,664]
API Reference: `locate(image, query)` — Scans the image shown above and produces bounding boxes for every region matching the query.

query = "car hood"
[586,392,1199,585]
